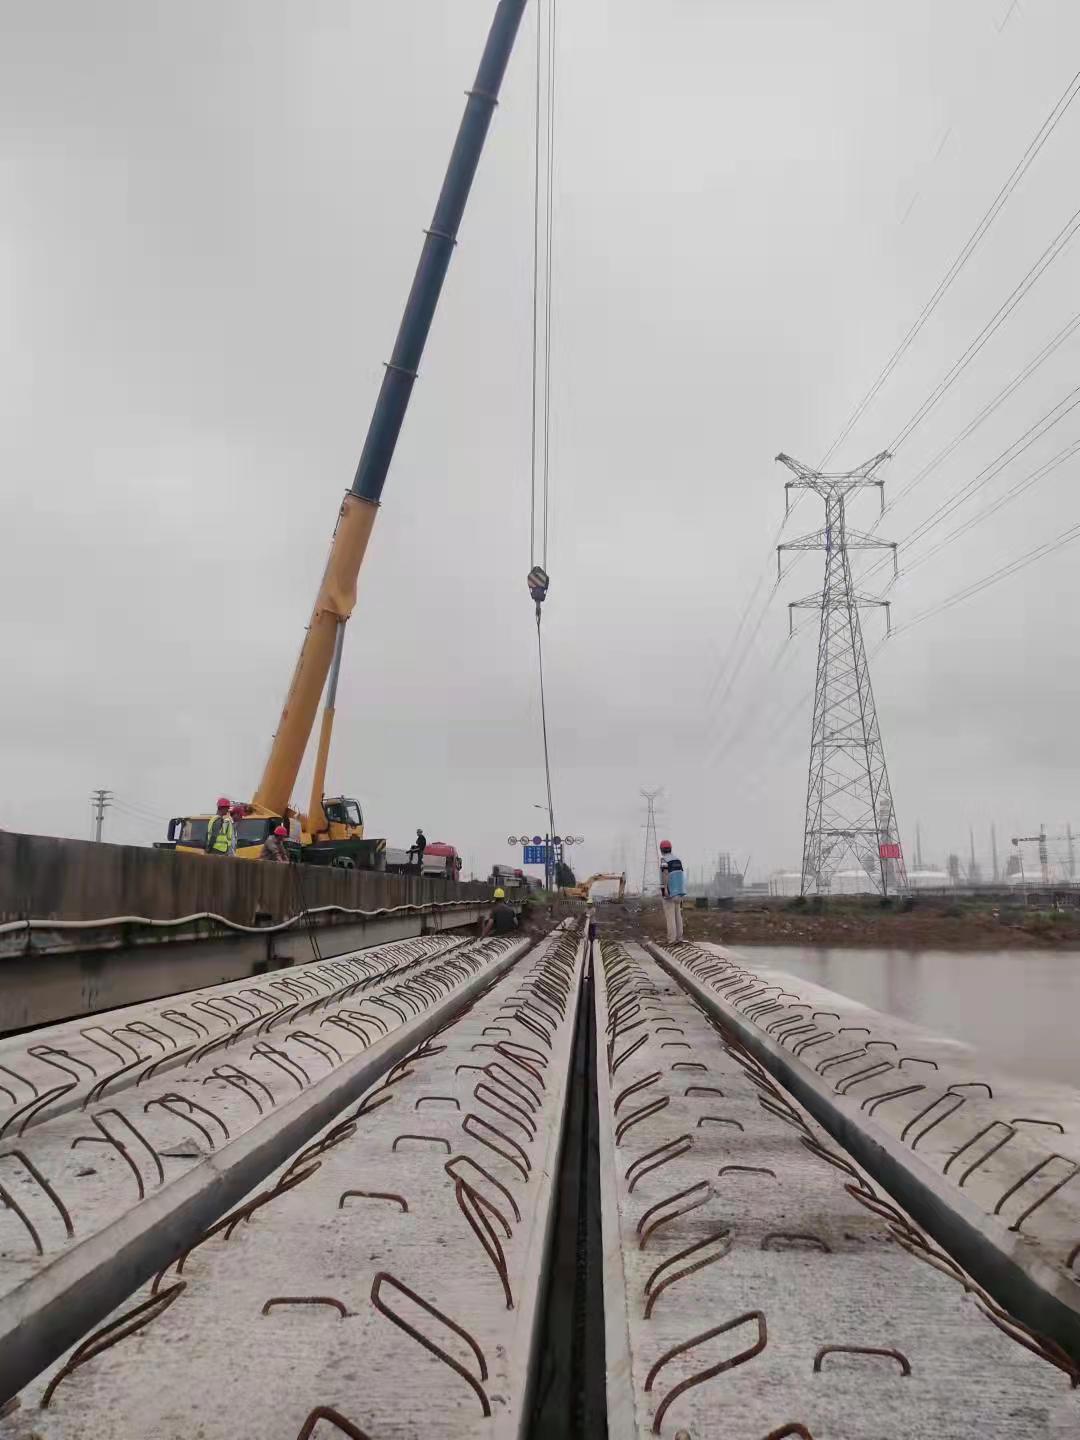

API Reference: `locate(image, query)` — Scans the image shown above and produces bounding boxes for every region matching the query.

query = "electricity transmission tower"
[777,451,908,896]
[640,788,662,895]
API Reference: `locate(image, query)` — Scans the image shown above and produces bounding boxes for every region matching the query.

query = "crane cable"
[527,0,558,874]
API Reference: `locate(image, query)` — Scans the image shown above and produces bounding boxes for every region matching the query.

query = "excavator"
[568,873,627,901]
[168,0,530,867]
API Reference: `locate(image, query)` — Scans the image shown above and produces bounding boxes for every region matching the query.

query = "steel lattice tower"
[777,451,908,896]
[640,788,662,896]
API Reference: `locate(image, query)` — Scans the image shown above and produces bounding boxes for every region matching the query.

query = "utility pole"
[915,821,924,872]
[640,788,662,896]
[776,451,907,896]
[968,826,981,885]
[1068,823,1075,882]
[991,823,1000,885]
[90,789,113,843]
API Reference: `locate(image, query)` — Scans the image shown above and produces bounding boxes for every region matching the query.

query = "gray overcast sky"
[2,0,1079,882]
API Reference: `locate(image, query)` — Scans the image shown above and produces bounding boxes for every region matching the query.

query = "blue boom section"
[351,0,530,503]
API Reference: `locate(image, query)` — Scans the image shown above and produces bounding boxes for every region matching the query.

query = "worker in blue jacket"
[659,839,686,943]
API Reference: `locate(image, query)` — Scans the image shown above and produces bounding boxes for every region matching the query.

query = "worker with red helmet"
[659,839,686,943]
[260,821,291,864]
[205,797,235,857]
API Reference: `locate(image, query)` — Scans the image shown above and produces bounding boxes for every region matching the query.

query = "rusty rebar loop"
[474,1081,536,1140]
[860,1082,926,1116]
[339,1189,409,1213]
[483,1060,543,1114]
[202,1064,276,1113]
[141,1095,223,1151]
[614,1070,663,1115]
[0,1148,74,1237]
[645,1309,767,1434]
[643,1228,732,1318]
[942,1120,1017,1187]
[391,1134,452,1154]
[462,1113,532,1180]
[993,1154,1080,1233]
[0,1180,43,1254]
[616,1095,671,1146]
[262,1295,349,1318]
[294,1405,374,1439]
[71,1110,164,1200]
[900,1091,966,1150]
[626,1135,694,1194]
[455,1178,513,1309]
[370,1271,491,1416]
[446,1154,522,1224]
[40,1282,186,1409]
[812,1344,911,1376]
[637,1180,711,1250]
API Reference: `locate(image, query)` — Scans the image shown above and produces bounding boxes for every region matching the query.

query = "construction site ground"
[602,896,1080,950]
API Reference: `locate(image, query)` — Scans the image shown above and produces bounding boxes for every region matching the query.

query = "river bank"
[611,895,1080,950]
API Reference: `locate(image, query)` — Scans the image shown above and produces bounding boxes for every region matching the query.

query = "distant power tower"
[777,451,908,896]
[640,788,662,896]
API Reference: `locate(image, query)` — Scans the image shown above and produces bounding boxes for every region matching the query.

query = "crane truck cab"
[301,795,386,870]
[165,808,293,861]
[165,799,385,870]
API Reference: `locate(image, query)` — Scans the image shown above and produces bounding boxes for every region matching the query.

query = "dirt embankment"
[601,897,1080,951]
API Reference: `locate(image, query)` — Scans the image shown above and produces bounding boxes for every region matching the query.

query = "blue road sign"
[523,844,548,866]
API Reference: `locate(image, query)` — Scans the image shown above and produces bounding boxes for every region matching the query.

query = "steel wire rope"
[821,65,1080,468]
[526,0,559,872]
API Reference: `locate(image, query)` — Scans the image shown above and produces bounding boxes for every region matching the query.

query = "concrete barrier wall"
[0,830,489,926]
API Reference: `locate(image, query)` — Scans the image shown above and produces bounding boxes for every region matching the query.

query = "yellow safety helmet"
[493,887,506,899]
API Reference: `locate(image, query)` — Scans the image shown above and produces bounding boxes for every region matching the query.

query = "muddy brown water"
[739,944,1080,1088]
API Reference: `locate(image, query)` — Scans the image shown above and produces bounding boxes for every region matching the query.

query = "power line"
[860,386,1080,583]
[891,521,1080,636]
[821,64,1080,466]
[881,308,1080,520]
[902,437,1080,577]
[889,202,1080,452]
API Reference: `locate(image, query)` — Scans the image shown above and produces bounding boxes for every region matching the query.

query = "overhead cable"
[881,308,1080,519]
[888,203,1080,452]
[890,522,1080,636]
[821,65,1080,466]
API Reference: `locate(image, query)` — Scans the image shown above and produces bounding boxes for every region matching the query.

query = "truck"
[385,841,463,880]
[166,0,528,869]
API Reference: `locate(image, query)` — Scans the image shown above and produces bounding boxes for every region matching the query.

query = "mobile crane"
[169,0,530,866]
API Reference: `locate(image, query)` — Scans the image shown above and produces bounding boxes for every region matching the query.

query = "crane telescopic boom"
[251,0,530,831]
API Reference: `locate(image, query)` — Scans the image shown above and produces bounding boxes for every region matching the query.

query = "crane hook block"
[527,565,550,607]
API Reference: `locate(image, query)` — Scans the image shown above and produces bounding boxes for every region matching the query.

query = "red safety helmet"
[216,796,230,810]
[230,804,245,818]
[659,839,672,853]
[273,825,288,837]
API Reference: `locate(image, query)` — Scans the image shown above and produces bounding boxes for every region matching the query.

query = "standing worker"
[659,839,686,943]
[480,887,518,939]
[260,823,291,864]
[410,828,427,875]
[205,798,235,857]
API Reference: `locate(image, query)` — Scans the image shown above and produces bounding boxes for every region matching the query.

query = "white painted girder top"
[0,934,466,1134]
[595,942,1077,1440]
[4,926,585,1440]
[0,936,484,1305]
[662,940,1080,1354]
